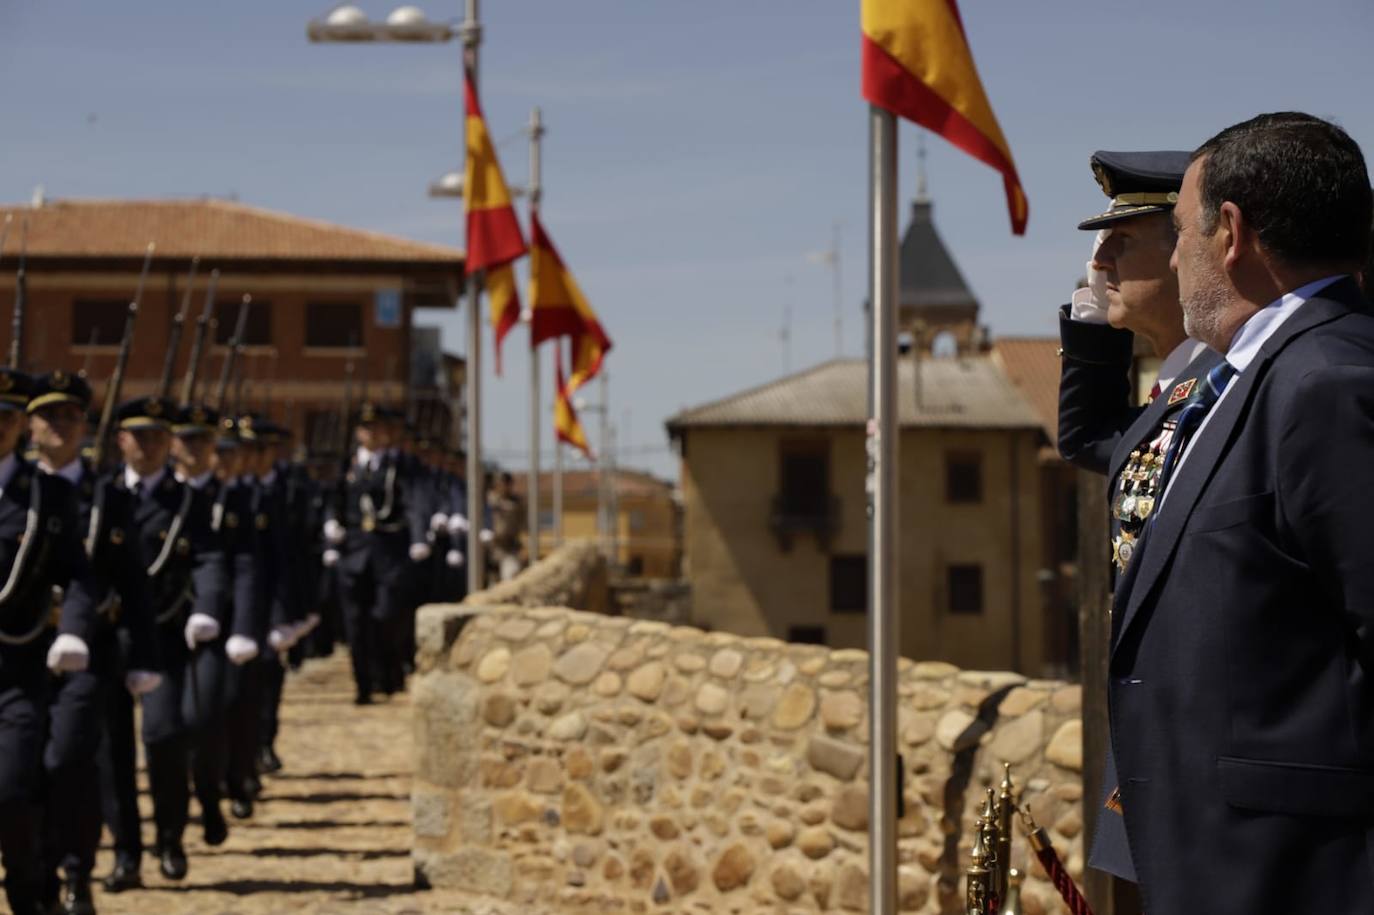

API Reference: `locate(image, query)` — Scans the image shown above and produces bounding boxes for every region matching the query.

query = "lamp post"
[309,0,488,594]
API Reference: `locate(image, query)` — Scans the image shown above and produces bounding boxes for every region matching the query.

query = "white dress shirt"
[124,465,167,497]
[1155,338,1211,396]
[175,469,213,490]
[1162,275,1346,504]
[40,457,84,486]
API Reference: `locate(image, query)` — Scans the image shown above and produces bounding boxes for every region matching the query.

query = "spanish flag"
[553,344,592,458]
[463,71,526,272]
[528,213,611,393]
[486,262,521,375]
[861,0,1028,234]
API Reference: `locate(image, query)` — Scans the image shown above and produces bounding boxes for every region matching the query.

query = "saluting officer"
[112,396,228,882]
[0,369,100,915]
[27,370,161,914]
[1056,152,1223,893]
[322,402,429,705]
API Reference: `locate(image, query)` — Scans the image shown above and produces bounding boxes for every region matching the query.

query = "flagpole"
[463,0,485,595]
[867,104,899,915]
[553,341,564,548]
[527,106,544,564]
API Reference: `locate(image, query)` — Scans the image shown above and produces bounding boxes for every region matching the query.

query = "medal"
[1135,495,1155,520]
[361,516,376,532]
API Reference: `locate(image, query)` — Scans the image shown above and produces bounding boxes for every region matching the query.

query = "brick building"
[0,197,465,452]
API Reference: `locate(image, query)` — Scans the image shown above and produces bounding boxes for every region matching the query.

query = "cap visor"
[1078,204,1170,231]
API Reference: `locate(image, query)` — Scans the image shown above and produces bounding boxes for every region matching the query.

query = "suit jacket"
[1109,278,1374,912]
[1057,306,1140,474]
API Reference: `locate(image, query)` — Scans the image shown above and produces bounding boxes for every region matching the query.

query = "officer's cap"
[1079,150,1192,230]
[0,368,32,412]
[215,414,241,451]
[172,403,220,438]
[116,396,176,431]
[356,401,403,425]
[27,369,89,414]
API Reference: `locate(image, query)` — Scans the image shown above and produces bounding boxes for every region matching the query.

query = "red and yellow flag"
[463,72,527,272]
[486,262,521,375]
[553,343,592,458]
[528,213,611,393]
[861,0,1028,234]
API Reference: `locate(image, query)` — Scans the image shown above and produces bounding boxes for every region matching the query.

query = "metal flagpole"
[553,341,564,547]
[463,0,485,596]
[867,104,899,914]
[527,106,544,564]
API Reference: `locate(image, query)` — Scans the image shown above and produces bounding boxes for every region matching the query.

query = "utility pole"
[463,0,485,596]
[527,105,544,563]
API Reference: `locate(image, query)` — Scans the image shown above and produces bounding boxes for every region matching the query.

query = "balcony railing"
[768,494,840,551]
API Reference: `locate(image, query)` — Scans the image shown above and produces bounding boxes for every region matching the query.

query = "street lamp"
[307,3,455,43]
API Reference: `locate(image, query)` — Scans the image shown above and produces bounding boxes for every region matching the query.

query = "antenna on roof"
[916,132,929,203]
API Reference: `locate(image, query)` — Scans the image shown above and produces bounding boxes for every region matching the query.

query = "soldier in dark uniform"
[1056,152,1223,899]
[322,403,429,704]
[112,396,228,881]
[169,405,261,839]
[28,371,160,914]
[0,368,100,915]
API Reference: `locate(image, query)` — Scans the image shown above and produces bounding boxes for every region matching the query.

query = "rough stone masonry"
[412,543,1085,914]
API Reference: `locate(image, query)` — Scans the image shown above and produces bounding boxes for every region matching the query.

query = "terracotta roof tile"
[0,198,462,265]
[991,337,1060,441]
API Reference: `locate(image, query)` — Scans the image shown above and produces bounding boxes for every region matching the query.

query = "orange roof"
[991,337,1060,444]
[0,198,462,266]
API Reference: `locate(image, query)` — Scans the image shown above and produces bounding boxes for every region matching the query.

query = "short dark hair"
[1192,112,1372,269]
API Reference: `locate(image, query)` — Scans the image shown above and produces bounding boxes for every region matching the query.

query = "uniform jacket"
[199,475,260,643]
[327,449,429,575]
[1109,278,1374,912]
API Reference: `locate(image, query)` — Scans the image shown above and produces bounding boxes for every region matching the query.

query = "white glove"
[184,613,221,650]
[226,634,260,665]
[430,512,449,532]
[322,548,341,568]
[479,528,494,545]
[409,542,433,563]
[447,513,470,535]
[46,634,90,674]
[267,626,296,652]
[445,548,464,568]
[323,519,346,544]
[1069,228,1112,324]
[126,670,162,695]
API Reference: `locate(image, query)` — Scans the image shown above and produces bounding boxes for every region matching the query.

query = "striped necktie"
[1155,361,1237,500]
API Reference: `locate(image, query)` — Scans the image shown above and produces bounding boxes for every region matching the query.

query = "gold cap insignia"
[146,400,162,417]
[52,370,69,390]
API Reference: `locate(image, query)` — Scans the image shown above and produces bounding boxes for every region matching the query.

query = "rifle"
[91,243,156,468]
[180,269,219,405]
[339,339,357,460]
[10,217,28,369]
[157,256,199,400]
[78,328,98,378]
[213,294,250,411]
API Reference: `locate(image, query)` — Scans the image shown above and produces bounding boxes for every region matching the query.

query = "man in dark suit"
[1110,111,1374,911]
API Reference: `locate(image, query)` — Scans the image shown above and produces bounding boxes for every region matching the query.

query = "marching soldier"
[0,368,100,915]
[112,396,228,881]
[28,370,161,914]
[1056,151,1223,898]
[322,402,429,705]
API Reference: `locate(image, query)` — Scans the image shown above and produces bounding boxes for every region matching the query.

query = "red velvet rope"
[1032,842,1095,915]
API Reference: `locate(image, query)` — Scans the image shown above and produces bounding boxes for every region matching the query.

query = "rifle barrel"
[157,256,199,399]
[180,269,219,406]
[214,294,251,410]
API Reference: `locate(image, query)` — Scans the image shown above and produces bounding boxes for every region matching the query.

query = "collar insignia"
[52,370,69,390]
[1167,378,1197,405]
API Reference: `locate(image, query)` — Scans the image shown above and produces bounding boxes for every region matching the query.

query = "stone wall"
[413,570,1086,914]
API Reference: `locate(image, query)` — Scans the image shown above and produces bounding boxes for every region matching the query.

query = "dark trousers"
[0,670,48,911]
[258,653,285,755]
[338,549,411,699]
[97,672,141,866]
[226,659,264,800]
[44,667,105,880]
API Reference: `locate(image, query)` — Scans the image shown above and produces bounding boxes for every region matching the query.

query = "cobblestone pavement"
[89,651,513,915]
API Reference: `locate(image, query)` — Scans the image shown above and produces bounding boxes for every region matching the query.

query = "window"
[778,442,828,517]
[213,299,272,346]
[627,509,646,532]
[71,300,127,346]
[538,510,555,531]
[787,625,827,646]
[306,302,364,348]
[945,452,982,504]
[947,564,984,615]
[830,554,866,614]
[304,409,346,454]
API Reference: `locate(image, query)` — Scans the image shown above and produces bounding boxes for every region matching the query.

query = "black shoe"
[230,797,253,819]
[57,874,96,915]
[158,844,188,880]
[102,860,142,893]
[203,804,229,846]
[354,692,372,706]
[246,774,263,799]
[257,745,283,774]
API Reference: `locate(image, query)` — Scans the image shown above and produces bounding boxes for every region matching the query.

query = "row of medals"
[1111,421,1176,570]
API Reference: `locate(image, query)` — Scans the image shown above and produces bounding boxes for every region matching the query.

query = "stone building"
[512,468,682,579]
[0,196,465,451]
[666,194,1083,676]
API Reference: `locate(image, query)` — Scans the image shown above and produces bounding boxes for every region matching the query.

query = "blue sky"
[3,1,1372,480]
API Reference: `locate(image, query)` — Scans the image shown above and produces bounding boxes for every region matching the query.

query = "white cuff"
[1069,285,1110,324]
[324,519,346,544]
[226,634,260,665]
[46,634,90,674]
[445,548,464,568]
[409,542,433,563]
